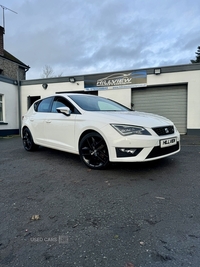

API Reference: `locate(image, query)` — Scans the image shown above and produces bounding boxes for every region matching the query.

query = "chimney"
[0,26,5,56]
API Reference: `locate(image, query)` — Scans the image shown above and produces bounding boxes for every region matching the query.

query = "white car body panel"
[22,93,180,167]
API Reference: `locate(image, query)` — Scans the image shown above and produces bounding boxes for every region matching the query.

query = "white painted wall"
[0,81,18,130]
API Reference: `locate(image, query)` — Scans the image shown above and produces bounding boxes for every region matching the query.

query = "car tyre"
[22,128,39,151]
[79,132,110,169]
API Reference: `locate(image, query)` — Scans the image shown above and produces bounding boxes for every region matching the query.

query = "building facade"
[1,61,200,136]
[0,26,29,136]
[20,63,200,135]
[0,76,19,136]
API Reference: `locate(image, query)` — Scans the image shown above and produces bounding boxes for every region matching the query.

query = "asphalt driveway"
[0,135,200,267]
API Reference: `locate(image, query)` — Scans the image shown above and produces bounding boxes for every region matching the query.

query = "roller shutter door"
[132,85,187,134]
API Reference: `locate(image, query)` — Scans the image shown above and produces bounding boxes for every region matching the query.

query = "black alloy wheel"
[23,128,38,151]
[79,132,109,169]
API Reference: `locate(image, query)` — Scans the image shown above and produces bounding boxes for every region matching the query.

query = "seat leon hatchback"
[22,93,180,169]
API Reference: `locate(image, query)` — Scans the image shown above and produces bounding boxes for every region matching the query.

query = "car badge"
[165,128,169,134]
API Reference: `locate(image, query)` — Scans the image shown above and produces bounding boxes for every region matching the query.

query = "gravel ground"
[0,135,200,267]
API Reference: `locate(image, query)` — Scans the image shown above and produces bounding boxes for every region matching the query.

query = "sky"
[0,0,200,80]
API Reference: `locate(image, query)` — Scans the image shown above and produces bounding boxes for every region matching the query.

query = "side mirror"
[56,106,71,116]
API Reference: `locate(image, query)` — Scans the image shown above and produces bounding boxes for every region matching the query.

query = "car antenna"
[0,4,17,33]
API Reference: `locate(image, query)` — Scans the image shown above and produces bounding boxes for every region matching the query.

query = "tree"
[191,46,200,63]
[41,65,63,78]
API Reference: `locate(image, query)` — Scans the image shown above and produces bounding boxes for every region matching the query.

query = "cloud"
[1,0,200,79]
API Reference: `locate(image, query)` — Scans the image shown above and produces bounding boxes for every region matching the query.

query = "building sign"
[84,71,147,91]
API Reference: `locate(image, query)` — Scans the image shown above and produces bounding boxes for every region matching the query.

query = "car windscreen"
[68,95,131,111]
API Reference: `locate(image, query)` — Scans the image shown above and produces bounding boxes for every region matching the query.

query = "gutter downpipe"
[17,68,21,137]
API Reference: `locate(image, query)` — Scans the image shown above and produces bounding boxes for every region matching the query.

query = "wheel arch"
[21,125,29,136]
[22,125,37,144]
[78,129,99,148]
[22,125,33,136]
[22,126,39,151]
[78,129,110,156]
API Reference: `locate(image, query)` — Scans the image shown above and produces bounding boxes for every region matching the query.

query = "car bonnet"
[84,110,173,128]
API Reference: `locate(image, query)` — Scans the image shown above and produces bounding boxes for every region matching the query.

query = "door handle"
[45,120,51,123]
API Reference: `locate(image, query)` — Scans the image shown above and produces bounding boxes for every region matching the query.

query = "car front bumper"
[103,127,180,162]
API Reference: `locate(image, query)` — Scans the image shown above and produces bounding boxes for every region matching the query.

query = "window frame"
[51,96,80,114]
[34,97,54,112]
[34,96,81,114]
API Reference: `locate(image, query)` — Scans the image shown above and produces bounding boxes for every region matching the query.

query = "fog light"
[120,148,136,154]
[116,148,143,157]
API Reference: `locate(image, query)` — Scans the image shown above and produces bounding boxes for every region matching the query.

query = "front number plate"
[160,137,177,148]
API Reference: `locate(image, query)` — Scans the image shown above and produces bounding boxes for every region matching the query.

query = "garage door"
[132,84,187,134]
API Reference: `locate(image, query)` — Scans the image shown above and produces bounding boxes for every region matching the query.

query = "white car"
[22,93,180,169]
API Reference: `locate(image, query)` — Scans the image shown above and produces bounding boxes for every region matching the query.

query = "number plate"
[160,137,177,148]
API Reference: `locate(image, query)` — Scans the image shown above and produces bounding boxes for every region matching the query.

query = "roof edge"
[21,63,200,86]
[1,49,29,69]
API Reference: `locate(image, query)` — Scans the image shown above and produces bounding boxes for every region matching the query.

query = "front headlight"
[111,124,151,136]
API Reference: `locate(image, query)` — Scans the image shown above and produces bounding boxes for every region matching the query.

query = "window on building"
[0,95,3,121]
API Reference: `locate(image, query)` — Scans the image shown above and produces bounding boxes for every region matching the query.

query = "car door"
[29,97,54,144]
[43,96,78,152]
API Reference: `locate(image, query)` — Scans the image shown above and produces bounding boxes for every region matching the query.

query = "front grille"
[146,142,179,159]
[152,126,174,136]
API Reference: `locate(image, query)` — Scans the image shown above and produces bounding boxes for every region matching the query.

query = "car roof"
[53,93,101,99]
[34,93,100,104]
[56,93,97,97]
